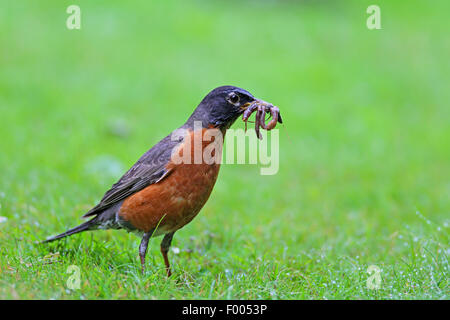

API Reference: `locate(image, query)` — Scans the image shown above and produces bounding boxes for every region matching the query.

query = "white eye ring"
[228,93,240,105]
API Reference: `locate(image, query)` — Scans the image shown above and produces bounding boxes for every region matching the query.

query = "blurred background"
[0,0,448,299]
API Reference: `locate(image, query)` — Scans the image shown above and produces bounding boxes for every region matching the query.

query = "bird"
[43,85,275,276]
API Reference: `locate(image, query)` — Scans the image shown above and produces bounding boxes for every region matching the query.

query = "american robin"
[43,85,276,276]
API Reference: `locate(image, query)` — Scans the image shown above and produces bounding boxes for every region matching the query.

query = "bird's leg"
[160,232,175,277]
[139,231,152,274]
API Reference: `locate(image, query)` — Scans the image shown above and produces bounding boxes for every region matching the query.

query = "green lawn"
[0,0,448,299]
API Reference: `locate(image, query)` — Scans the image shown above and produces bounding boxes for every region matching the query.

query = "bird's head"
[186,86,273,129]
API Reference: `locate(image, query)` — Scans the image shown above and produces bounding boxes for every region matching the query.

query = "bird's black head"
[185,86,257,129]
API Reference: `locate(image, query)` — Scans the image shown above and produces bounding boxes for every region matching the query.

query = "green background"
[0,0,448,299]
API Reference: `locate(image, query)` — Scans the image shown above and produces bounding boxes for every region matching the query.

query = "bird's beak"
[239,102,251,113]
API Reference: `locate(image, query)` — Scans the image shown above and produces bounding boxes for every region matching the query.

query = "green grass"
[0,0,448,299]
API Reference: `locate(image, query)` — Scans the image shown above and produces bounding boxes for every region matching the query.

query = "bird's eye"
[229,93,240,104]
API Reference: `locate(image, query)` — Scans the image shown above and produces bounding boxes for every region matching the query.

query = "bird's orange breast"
[118,128,223,233]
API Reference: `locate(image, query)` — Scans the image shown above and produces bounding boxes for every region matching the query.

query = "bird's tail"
[41,218,98,243]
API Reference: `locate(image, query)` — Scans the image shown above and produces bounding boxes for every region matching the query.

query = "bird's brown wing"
[82,134,180,218]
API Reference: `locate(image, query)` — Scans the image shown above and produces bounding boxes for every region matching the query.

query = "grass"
[0,0,448,299]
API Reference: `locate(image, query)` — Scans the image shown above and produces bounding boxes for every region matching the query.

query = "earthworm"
[242,102,282,140]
